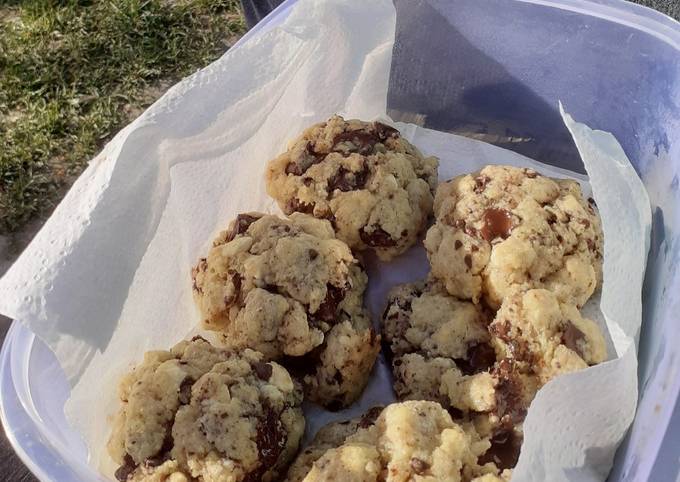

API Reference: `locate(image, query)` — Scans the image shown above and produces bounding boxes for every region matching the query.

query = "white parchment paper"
[0,0,650,480]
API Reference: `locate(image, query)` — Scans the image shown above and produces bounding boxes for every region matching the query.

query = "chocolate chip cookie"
[286,401,503,482]
[192,212,380,409]
[381,279,496,404]
[424,165,603,308]
[381,282,607,473]
[107,337,304,482]
[489,288,607,384]
[266,115,439,260]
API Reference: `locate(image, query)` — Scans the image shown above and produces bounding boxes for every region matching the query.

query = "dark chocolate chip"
[313,284,347,322]
[332,130,379,154]
[226,213,262,242]
[178,377,194,405]
[285,142,326,176]
[302,177,313,186]
[410,457,430,475]
[285,162,304,176]
[327,163,370,192]
[359,406,384,428]
[190,335,207,343]
[492,360,527,424]
[556,234,564,243]
[359,225,397,247]
[464,254,472,269]
[580,218,591,228]
[586,238,595,251]
[115,454,137,481]
[562,321,586,358]
[454,240,463,250]
[374,122,399,141]
[285,197,315,215]
[478,428,523,470]
[480,208,514,242]
[243,404,288,482]
[588,197,596,206]
[308,249,319,260]
[253,362,273,380]
[474,175,490,193]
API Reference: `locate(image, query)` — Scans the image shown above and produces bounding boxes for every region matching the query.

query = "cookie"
[266,115,439,260]
[424,165,603,308]
[107,337,304,482]
[379,281,536,472]
[381,283,607,472]
[192,212,380,408]
[285,406,384,482]
[489,288,607,384]
[381,279,496,402]
[286,401,501,482]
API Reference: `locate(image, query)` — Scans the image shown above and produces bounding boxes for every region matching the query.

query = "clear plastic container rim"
[0,0,678,480]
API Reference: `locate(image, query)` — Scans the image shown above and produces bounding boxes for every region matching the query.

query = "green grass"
[0,0,245,236]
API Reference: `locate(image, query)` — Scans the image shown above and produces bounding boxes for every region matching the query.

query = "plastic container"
[1,0,679,480]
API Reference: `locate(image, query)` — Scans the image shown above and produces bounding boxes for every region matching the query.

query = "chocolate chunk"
[285,142,326,176]
[480,208,514,242]
[493,360,527,424]
[359,406,384,428]
[225,213,262,242]
[178,377,194,405]
[308,249,319,260]
[562,321,586,358]
[588,197,596,206]
[302,177,313,186]
[374,122,400,141]
[478,429,523,470]
[556,234,564,242]
[464,254,472,269]
[474,175,490,193]
[453,218,479,237]
[491,321,531,361]
[285,162,304,176]
[410,457,430,474]
[253,362,273,380]
[243,404,288,482]
[328,163,370,192]
[285,197,315,215]
[359,225,397,247]
[547,212,557,225]
[454,240,463,250]
[313,284,347,322]
[332,130,379,154]
[115,454,137,481]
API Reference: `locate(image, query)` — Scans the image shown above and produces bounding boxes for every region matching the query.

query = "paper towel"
[0,0,650,480]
